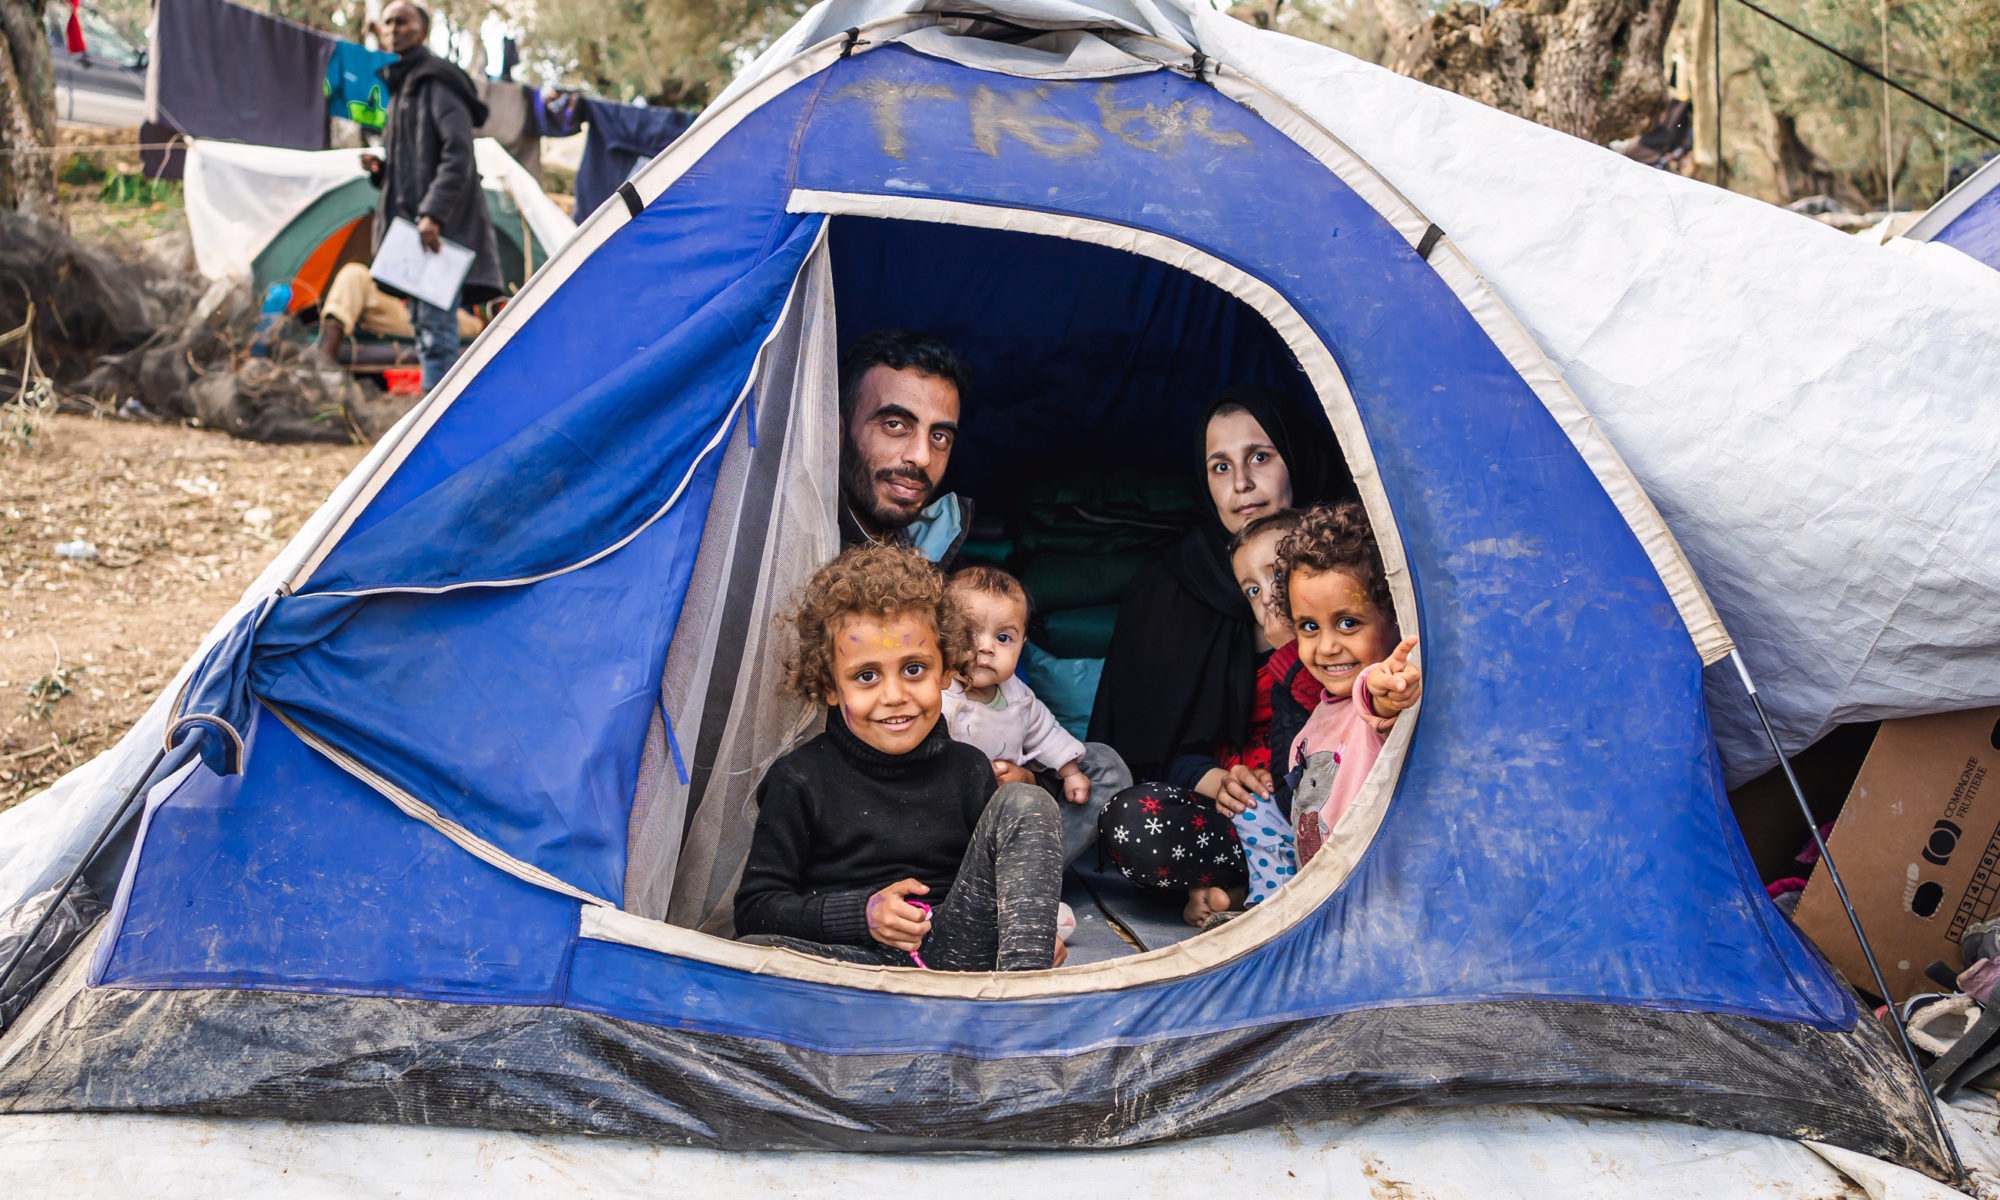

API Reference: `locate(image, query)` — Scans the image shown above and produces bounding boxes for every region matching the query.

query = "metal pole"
[1881,0,1894,212]
[1729,651,1965,1184]
[1712,0,1724,188]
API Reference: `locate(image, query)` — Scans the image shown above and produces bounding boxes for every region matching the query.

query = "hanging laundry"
[474,78,542,181]
[326,39,396,131]
[538,89,586,138]
[146,0,334,150]
[574,99,694,218]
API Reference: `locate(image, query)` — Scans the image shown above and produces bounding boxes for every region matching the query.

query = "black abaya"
[1086,385,1352,780]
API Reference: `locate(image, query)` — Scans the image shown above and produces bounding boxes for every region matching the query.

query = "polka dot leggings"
[1231,803,1296,906]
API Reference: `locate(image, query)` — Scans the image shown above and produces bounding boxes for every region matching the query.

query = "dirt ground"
[0,414,365,811]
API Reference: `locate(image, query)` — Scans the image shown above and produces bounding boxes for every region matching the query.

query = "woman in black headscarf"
[1088,385,1353,787]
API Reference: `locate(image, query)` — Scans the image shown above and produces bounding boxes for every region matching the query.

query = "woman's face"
[1204,408,1293,534]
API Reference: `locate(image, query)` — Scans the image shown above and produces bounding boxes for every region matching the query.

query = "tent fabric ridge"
[265,706,611,908]
[304,389,746,599]
[282,41,851,591]
[1422,235,1734,663]
[301,216,826,602]
[1197,64,1733,664]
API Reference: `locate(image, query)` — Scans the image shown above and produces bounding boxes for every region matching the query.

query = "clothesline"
[0,143,181,157]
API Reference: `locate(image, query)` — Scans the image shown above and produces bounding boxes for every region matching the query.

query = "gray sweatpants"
[745,783,1064,972]
[1051,741,1131,867]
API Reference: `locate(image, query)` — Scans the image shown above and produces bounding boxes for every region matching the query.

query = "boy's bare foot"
[1183,885,1231,927]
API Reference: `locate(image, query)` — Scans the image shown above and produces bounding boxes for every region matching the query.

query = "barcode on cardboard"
[1949,819,2000,941]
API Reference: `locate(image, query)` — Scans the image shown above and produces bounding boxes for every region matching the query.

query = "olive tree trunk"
[1376,0,1682,146]
[0,0,59,218]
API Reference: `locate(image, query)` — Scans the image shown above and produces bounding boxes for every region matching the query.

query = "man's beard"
[841,439,934,532]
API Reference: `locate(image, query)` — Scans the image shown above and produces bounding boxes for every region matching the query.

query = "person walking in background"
[361,1,503,393]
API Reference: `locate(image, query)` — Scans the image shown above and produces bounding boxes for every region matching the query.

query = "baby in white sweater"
[941,566,1091,805]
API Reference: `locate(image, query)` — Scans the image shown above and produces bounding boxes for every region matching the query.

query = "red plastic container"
[383,368,423,397]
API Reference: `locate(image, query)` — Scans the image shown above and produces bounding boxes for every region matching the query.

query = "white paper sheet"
[370,217,476,310]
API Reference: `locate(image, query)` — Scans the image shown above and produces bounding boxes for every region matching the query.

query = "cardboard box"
[1794,707,2000,1004]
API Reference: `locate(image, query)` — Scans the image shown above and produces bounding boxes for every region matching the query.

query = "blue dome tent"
[0,1,1974,1184]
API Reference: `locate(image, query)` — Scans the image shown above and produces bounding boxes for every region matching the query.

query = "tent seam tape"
[1203,69,1734,665]
[297,219,826,602]
[306,389,746,599]
[1424,239,1735,664]
[283,37,860,590]
[265,705,611,908]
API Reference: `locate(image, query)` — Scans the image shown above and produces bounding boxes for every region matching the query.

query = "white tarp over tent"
[182,137,576,284]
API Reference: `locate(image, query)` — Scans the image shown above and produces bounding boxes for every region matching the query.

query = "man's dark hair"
[838,329,970,423]
[386,0,431,31]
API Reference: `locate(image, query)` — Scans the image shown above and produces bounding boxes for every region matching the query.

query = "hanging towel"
[146,0,334,150]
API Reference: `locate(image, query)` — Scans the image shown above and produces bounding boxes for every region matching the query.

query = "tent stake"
[0,744,168,1022]
[1730,650,1967,1184]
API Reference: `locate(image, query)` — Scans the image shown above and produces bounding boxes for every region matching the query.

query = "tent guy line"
[1727,0,2000,147]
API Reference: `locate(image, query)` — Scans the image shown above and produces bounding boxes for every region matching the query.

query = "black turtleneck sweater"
[734,711,997,945]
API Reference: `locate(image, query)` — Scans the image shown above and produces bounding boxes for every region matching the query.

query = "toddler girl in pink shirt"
[1273,503,1423,866]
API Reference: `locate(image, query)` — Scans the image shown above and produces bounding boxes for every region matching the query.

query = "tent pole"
[1880,0,1893,213]
[1729,650,1966,1184]
[0,743,170,1024]
[1712,0,1724,188]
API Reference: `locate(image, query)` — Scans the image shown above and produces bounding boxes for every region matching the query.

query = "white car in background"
[47,5,147,128]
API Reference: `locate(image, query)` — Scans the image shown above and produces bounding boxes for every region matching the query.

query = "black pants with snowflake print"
[1097,783,1248,892]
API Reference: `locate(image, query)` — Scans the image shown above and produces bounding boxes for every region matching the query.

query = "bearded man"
[836,330,973,568]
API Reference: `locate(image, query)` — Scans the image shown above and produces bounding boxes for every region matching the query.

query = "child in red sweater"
[1181,510,1321,923]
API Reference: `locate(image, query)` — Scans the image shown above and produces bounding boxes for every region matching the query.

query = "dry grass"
[1,414,364,811]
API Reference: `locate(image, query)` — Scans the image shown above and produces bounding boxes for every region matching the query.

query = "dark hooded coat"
[1087,386,1354,780]
[370,47,504,305]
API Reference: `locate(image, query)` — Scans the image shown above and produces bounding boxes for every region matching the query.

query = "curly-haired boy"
[734,543,1069,971]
